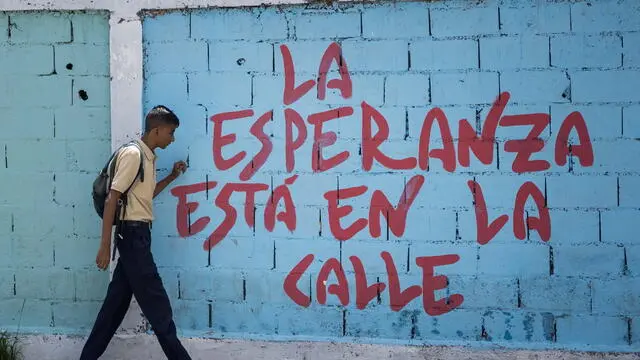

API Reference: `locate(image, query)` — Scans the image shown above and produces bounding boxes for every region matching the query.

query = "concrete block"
[593,278,640,316]
[274,40,335,74]
[500,70,570,104]
[65,139,110,172]
[457,207,516,244]
[191,8,287,41]
[624,32,640,67]
[620,175,640,207]
[431,72,499,105]
[623,105,640,139]
[556,315,628,346]
[547,209,600,245]
[73,205,101,238]
[408,244,478,276]
[0,108,54,140]
[627,246,640,278]
[472,175,545,208]
[209,42,272,72]
[362,2,429,39]
[0,206,12,236]
[546,175,617,208]
[74,270,108,301]
[274,238,339,274]
[385,74,429,106]
[70,12,109,44]
[572,70,640,103]
[144,73,188,110]
[0,270,14,298]
[324,74,384,107]
[15,268,74,300]
[53,236,100,268]
[294,10,360,40]
[72,76,110,107]
[431,6,498,37]
[255,205,320,240]
[276,305,343,337]
[550,105,621,141]
[10,12,71,43]
[447,276,518,309]
[340,241,408,275]
[499,4,570,34]
[210,302,278,334]
[399,208,457,243]
[13,204,73,238]
[12,235,54,267]
[587,140,640,173]
[601,209,640,246]
[410,39,477,71]
[189,72,252,106]
[54,107,110,140]
[480,35,548,70]
[53,301,101,330]
[520,276,590,312]
[0,13,7,42]
[0,172,53,205]
[180,269,244,302]
[478,244,549,276]
[554,244,624,277]
[142,11,190,42]
[144,40,208,74]
[551,34,622,69]
[149,235,209,268]
[55,44,109,75]
[418,174,473,208]
[0,45,54,75]
[208,236,273,270]
[341,40,408,72]
[173,300,209,331]
[345,308,414,339]
[5,139,66,172]
[415,309,482,341]
[244,270,311,305]
[0,299,52,329]
[4,76,72,107]
[572,1,640,33]
[483,311,555,343]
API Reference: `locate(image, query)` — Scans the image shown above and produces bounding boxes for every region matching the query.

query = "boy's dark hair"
[144,105,180,133]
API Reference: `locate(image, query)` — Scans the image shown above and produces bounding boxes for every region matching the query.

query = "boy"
[80,105,192,360]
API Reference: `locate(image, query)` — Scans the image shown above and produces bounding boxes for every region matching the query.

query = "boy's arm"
[96,189,121,270]
[154,160,187,198]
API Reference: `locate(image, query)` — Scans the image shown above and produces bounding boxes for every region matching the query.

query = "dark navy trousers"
[80,222,191,360]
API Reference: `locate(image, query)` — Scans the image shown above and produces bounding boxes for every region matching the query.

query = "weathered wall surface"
[141,0,640,352]
[0,10,112,333]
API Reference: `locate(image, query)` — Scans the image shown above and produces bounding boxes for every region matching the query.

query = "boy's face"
[155,123,178,149]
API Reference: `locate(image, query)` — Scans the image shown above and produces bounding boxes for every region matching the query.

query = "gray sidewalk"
[19,335,640,360]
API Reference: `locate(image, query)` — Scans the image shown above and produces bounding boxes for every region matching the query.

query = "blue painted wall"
[0,11,111,333]
[140,0,640,352]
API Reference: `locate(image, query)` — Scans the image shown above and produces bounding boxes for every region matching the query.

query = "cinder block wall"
[0,11,111,333]
[142,0,640,351]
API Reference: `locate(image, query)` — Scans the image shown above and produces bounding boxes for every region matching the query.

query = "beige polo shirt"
[109,140,157,222]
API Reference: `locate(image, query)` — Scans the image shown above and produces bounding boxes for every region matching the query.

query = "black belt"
[121,220,152,229]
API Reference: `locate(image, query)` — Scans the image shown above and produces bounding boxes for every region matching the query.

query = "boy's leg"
[118,224,191,360]
[79,260,134,360]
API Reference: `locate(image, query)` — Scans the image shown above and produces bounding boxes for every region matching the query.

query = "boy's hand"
[96,242,110,270]
[171,161,187,179]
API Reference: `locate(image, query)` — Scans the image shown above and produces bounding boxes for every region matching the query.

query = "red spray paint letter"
[284,254,313,307]
[555,111,594,167]
[501,113,551,173]
[265,175,298,232]
[171,181,217,237]
[281,45,316,105]
[324,186,368,241]
[350,256,386,310]
[239,110,273,181]
[513,181,550,241]
[415,254,463,316]
[468,180,509,245]
[362,101,417,171]
[316,258,350,306]
[419,107,456,172]
[285,108,308,172]
[382,251,422,311]
[211,110,251,170]
[458,92,510,167]
[317,42,352,101]
[308,107,353,172]
[369,175,425,238]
